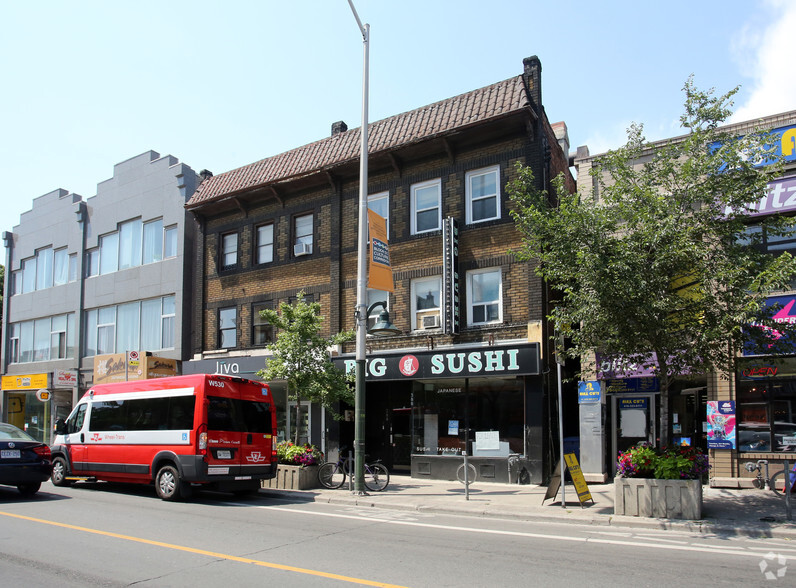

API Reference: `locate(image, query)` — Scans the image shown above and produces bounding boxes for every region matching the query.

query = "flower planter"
[261,464,320,490]
[614,477,702,519]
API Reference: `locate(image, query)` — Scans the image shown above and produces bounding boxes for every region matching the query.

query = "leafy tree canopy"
[257,292,355,444]
[509,78,796,442]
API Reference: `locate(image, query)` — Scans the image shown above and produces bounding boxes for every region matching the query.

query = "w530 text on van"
[50,374,277,500]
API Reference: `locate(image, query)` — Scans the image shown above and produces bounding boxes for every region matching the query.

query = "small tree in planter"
[257,292,355,445]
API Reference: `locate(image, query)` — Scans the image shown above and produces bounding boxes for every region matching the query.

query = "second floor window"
[84,296,175,356]
[8,313,76,363]
[467,268,502,325]
[466,166,500,224]
[411,179,441,234]
[411,277,441,330]
[221,232,238,269]
[252,302,274,345]
[219,307,237,348]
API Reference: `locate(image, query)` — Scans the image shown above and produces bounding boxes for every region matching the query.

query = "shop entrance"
[611,393,657,475]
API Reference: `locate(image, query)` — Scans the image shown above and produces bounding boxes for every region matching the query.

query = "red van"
[50,374,277,500]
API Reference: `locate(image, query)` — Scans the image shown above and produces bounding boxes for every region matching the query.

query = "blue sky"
[1,1,794,233]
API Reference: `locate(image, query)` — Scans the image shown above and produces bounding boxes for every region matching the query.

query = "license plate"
[1,449,21,459]
[216,450,231,459]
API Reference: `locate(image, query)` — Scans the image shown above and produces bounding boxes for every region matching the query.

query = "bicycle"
[745,460,796,496]
[318,452,390,492]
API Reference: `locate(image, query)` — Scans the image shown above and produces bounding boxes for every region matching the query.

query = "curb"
[256,488,796,539]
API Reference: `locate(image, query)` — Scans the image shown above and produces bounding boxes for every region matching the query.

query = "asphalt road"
[0,480,793,587]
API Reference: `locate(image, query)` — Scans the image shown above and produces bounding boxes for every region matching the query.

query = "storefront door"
[611,393,657,474]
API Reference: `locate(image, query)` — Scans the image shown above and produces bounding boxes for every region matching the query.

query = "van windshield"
[208,396,272,434]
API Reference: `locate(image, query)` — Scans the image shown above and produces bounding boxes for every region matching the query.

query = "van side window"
[87,396,195,431]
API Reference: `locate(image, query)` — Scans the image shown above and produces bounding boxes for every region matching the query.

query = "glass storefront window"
[411,377,524,456]
[737,358,796,452]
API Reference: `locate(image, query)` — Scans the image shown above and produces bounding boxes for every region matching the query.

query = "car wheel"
[51,456,72,487]
[17,482,41,496]
[155,464,182,501]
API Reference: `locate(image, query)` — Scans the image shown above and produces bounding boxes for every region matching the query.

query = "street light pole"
[348,0,369,495]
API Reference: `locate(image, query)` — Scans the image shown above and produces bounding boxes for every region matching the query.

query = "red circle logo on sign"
[399,355,419,377]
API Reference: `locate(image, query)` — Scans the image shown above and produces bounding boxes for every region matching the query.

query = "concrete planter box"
[614,477,702,519]
[261,464,320,490]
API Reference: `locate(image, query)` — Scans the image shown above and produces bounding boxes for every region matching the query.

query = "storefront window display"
[411,377,524,456]
[737,358,796,453]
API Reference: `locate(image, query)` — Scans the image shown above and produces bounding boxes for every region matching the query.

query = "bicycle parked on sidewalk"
[318,450,390,492]
[745,459,796,495]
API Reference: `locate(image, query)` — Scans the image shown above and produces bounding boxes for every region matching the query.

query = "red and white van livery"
[50,374,277,500]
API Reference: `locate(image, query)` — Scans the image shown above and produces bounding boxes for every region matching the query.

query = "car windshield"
[0,423,36,442]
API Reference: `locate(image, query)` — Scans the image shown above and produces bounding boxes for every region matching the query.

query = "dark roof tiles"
[186,75,530,208]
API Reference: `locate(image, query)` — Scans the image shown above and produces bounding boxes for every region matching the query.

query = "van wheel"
[155,465,182,501]
[51,456,73,487]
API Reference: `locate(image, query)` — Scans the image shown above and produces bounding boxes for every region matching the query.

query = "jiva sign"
[334,344,540,380]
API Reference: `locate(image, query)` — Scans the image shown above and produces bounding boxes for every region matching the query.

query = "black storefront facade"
[332,342,544,484]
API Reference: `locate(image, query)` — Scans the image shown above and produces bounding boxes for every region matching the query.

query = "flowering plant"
[276,441,323,467]
[616,442,709,480]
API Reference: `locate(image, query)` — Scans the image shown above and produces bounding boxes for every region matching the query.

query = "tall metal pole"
[348,0,369,495]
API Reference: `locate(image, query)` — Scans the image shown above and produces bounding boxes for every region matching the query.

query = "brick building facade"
[184,56,574,484]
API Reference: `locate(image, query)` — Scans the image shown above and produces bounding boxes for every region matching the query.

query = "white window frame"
[294,213,314,254]
[466,165,501,225]
[466,267,503,325]
[411,179,441,235]
[411,276,441,331]
[256,223,274,264]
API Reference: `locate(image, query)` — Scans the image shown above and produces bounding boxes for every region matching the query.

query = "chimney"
[199,169,213,182]
[522,55,542,112]
[551,122,570,162]
[331,121,348,136]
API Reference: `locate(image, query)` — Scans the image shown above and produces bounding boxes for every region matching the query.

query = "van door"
[62,403,90,473]
[237,383,274,476]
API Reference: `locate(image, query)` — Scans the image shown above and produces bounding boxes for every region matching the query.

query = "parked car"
[0,422,53,496]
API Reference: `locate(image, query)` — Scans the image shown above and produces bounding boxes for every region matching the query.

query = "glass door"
[286,401,310,445]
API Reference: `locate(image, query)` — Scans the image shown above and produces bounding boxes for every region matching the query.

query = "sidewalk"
[258,474,796,539]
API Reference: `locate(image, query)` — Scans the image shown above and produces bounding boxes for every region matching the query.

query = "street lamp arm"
[347,0,368,40]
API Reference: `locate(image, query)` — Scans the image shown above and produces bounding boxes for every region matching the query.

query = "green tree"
[257,292,355,445]
[509,78,796,445]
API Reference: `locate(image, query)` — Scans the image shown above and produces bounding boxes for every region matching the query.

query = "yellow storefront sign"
[564,452,593,505]
[2,373,49,390]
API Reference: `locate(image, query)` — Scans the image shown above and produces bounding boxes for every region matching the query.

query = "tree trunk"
[293,389,302,446]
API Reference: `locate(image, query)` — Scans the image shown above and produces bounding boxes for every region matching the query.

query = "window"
[256,224,274,264]
[219,307,237,348]
[50,315,68,359]
[221,232,238,269]
[737,360,796,453]
[466,166,500,224]
[369,192,389,234]
[53,248,68,286]
[100,232,119,274]
[411,277,441,330]
[36,248,53,290]
[164,226,178,258]
[467,268,502,325]
[68,253,78,282]
[119,218,143,270]
[143,219,164,264]
[10,270,21,295]
[86,249,99,277]
[9,324,19,363]
[411,179,441,234]
[367,289,390,331]
[294,213,313,255]
[252,302,274,345]
[84,296,175,356]
[8,314,75,363]
[21,258,35,293]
